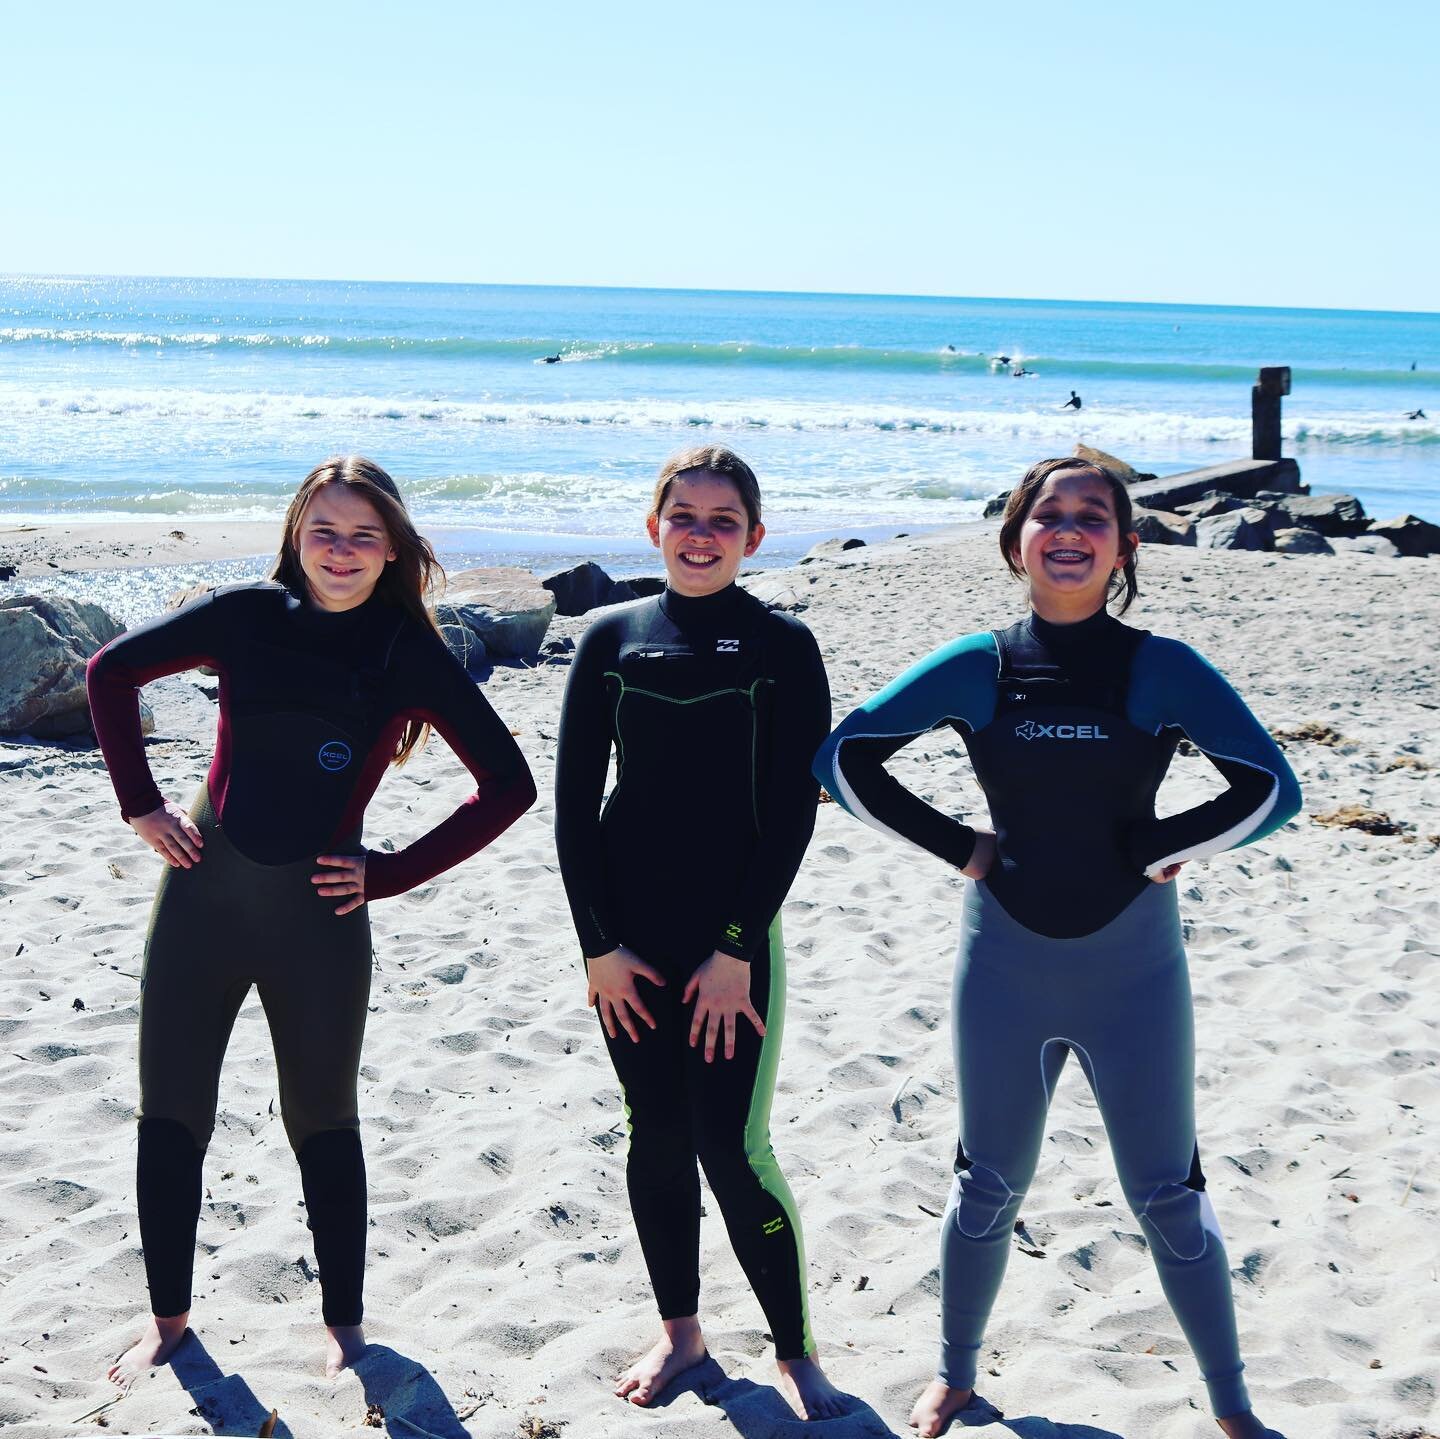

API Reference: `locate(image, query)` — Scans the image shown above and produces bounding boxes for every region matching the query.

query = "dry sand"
[0,528,1435,1439]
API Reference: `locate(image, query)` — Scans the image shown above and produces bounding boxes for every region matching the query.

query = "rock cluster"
[980,446,1438,558]
[0,594,152,738]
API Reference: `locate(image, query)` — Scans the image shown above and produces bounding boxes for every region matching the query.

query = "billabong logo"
[318,740,353,771]
[725,922,744,944]
[716,638,740,653]
[762,1216,786,1235]
[1015,721,1109,741]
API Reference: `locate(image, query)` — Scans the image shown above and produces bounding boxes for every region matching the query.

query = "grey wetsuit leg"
[938,881,1251,1419]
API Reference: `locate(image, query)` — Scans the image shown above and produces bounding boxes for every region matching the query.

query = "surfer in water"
[1062,391,1082,411]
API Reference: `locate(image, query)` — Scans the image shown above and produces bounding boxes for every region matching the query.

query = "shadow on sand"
[168,1332,296,1437]
[354,1344,475,1439]
[610,1360,1134,1438]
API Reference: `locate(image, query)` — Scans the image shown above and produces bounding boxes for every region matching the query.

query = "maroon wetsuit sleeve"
[362,638,536,901]
[85,592,226,821]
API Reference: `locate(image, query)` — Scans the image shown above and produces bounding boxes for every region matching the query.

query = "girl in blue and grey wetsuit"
[814,457,1299,1439]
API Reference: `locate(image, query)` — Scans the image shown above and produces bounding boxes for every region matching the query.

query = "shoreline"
[0,517,972,583]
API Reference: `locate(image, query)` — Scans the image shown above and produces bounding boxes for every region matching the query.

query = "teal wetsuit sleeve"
[812,632,998,868]
[553,616,624,959]
[713,619,830,962]
[1126,636,1302,875]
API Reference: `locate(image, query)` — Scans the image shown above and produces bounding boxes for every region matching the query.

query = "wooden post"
[1252,366,1290,461]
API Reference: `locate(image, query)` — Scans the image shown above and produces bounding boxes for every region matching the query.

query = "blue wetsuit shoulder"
[1126,635,1302,868]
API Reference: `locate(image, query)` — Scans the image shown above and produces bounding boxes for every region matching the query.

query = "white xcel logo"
[1015,721,1110,741]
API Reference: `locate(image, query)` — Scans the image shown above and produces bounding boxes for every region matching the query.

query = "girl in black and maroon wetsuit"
[87,456,535,1385]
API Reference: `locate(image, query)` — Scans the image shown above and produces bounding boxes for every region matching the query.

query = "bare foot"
[614,1316,708,1406]
[1217,1413,1280,1439]
[325,1324,367,1379]
[107,1313,190,1388]
[776,1355,847,1421]
[909,1379,974,1438]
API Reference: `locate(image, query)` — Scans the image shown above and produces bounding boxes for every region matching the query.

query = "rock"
[1176,493,1247,520]
[1129,459,1303,513]
[435,616,490,679]
[1366,514,1440,557]
[0,594,152,738]
[1194,508,1273,552]
[434,567,555,662]
[1330,535,1402,558]
[626,576,667,598]
[1273,527,1334,555]
[982,493,1011,519]
[1268,493,1368,536]
[743,577,805,611]
[1131,508,1195,546]
[166,583,214,611]
[800,538,867,564]
[541,561,641,617]
[1072,444,1154,484]
[0,563,16,582]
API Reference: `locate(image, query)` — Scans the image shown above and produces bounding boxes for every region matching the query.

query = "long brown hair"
[998,456,1139,614]
[271,456,443,764]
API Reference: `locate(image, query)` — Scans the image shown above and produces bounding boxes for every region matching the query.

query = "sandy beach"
[0,526,1435,1439]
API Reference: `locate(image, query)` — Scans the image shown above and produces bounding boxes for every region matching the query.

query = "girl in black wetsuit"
[554,446,844,1421]
[87,457,535,1385]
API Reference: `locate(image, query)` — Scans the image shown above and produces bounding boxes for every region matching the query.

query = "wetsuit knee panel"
[950,1161,1024,1241]
[1137,1180,1222,1262]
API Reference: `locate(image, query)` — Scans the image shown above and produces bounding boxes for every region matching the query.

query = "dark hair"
[271,455,443,764]
[649,445,762,529]
[998,456,1139,613]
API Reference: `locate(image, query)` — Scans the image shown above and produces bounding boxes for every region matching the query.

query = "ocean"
[2,275,1436,580]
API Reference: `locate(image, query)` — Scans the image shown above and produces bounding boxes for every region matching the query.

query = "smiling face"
[296,482,397,611]
[646,469,765,597]
[1011,466,1138,621]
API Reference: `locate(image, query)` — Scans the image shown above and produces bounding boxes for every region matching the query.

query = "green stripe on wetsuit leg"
[743,917,815,1357]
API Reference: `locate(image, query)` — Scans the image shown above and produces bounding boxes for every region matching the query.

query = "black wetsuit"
[87,581,534,1324]
[554,584,830,1358]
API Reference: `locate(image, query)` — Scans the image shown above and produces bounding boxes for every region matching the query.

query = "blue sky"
[4,2,1435,310]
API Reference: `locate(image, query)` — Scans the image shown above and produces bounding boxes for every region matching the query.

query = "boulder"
[1072,444,1154,484]
[1194,508,1273,552]
[626,576,667,598]
[1176,493,1247,520]
[800,537,867,564]
[1272,527,1334,555]
[1129,459,1303,513]
[0,594,153,738]
[982,493,1011,518]
[1131,508,1195,546]
[1367,514,1440,557]
[433,567,555,663]
[541,561,640,617]
[1269,493,1368,536]
[1330,534,1402,558]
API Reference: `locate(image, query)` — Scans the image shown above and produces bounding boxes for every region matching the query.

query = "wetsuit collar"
[286,586,386,633]
[1025,605,1118,648]
[658,582,746,627]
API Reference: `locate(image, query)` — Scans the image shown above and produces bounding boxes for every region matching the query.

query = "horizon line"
[3,271,1436,322]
